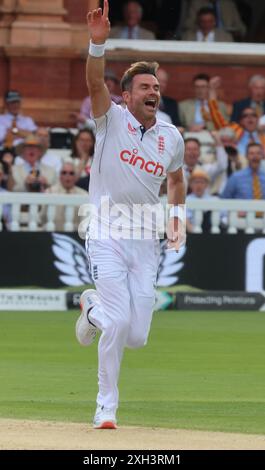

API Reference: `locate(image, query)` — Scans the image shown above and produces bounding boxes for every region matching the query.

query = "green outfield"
[0,310,265,434]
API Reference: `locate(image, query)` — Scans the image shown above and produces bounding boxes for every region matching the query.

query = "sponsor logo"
[120,148,165,176]
[52,234,185,288]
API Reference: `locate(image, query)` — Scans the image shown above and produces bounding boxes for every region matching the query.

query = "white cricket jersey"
[88,102,184,238]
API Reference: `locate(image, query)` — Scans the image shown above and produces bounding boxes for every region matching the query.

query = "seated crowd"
[0,62,265,232]
[108,0,254,42]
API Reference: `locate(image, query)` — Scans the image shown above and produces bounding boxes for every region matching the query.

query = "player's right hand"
[87,0,110,44]
[166,217,186,252]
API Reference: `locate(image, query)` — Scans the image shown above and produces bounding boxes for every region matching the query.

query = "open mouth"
[144,99,156,109]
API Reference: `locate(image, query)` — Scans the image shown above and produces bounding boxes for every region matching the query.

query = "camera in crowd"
[27,169,42,192]
[224,146,238,158]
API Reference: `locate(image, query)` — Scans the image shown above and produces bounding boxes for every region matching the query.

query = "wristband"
[88,41,106,57]
[169,205,185,222]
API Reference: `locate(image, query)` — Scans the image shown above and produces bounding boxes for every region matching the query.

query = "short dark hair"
[184,138,201,147]
[247,142,262,153]
[197,6,216,18]
[193,73,210,83]
[120,61,159,92]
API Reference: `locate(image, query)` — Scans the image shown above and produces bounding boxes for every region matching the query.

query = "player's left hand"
[166,217,186,251]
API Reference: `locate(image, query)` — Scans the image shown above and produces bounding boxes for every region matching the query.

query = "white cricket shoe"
[93,405,117,429]
[75,289,98,346]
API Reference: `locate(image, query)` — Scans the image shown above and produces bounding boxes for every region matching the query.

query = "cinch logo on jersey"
[120,148,165,176]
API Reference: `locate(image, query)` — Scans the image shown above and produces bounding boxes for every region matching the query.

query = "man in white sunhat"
[75,0,185,430]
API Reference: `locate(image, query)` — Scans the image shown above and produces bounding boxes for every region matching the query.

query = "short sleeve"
[93,102,124,133]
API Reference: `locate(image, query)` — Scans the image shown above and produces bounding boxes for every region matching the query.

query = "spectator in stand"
[183,136,228,193]
[0,91,37,150]
[208,77,265,156]
[179,73,229,131]
[74,70,122,130]
[184,0,246,41]
[0,147,15,190]
[222,143,265,201]
[42,160,87,232]
[231,75,265,123]
[11,134,57,192]
[186,168,219,232]
[15,127,62,174]
[36,127,63,174]
[219,127,248,168]
[109,1,155,39]
[182,6,233,42]
[213,127,248,193]
[0,162,11,229]
[71,129,95,186]
[156,68,181,127]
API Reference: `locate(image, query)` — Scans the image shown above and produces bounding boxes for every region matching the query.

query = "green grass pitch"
[0,310,265,434]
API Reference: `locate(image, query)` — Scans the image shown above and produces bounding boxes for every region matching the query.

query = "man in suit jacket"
[156,68,181,126]
[231,75,265,123]
[182,6,233,41]
[179,73,229,131]
[109,1,155,39]
[184,0,246,39]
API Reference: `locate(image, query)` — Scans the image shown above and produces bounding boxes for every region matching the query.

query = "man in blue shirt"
[222,143,265,199]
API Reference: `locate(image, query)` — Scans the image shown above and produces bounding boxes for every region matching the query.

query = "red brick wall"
[2,53,265,126]
[4,55,261,105]
[0,55,9,97]
[64,0,88,23]
[106,61,265,104]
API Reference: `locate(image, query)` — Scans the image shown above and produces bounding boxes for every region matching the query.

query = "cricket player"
[76,0,185,429]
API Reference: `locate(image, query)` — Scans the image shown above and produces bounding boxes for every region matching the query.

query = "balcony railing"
[0,192,265,234]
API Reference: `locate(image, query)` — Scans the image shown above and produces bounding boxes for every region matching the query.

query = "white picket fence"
[0,192,265,234]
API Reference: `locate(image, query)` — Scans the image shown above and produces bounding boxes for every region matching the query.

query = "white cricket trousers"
[86,238,160,411]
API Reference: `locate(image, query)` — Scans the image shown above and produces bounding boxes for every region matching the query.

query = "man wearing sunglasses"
[42,161,87,231]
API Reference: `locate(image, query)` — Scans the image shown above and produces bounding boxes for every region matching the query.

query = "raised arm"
[86,0,111,118]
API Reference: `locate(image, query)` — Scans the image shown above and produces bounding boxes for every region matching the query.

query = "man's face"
[6,100,21,116]
[76,131,94,154]
[249,80,265,102]
[247,145,263,171]
[220,135,235,147]
[184,141,201,167]
[60,165,76,190]
[123,74,160,123]
[198,13,216,35]
[124,1,142,28]
[240,108,258,132]
[23,145,42,166]
[193,79,209,100]
[190,177,208,197]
